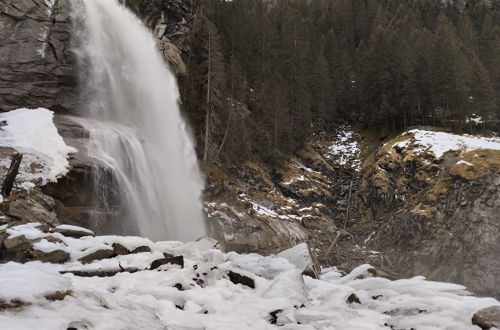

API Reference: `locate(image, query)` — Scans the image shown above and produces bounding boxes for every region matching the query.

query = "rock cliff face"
[0,0,192,113]
[0,0,78,112]
[353,129,500,297]
[122,0,192,75]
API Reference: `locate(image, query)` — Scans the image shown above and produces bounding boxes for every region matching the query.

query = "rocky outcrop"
[41,115,126,235]
[472,306,500,329]
[122,0,194,76]
[0,0,78,112]
[354,130,500,297]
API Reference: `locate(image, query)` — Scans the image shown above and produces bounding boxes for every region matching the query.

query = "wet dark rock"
[347,293,361,304]
[269,309,283,325]
[78,248,114,264]
[173,283,184,291]
[131,245,151,254]
[112,243,130,256]
[3,234,33,251]
[227,270,255,289]
[149,254,184,270]
[472,306,500,329]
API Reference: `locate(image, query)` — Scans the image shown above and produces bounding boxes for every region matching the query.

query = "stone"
[472,306,500,329]
[112,243,130,256]
[131,245,151,253]
[3,235,33,251]
[32,249,70,264]
[347,293,361,304]
[157,41,187,75]
[4,194,59,226]
[78,248,114,264]
[149,254,184,270]
[227,270,255,289]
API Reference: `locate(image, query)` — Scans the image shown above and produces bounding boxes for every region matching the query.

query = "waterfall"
[71,0,206,241]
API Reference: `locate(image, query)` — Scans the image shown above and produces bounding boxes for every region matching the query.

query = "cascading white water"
[72,0,206,241]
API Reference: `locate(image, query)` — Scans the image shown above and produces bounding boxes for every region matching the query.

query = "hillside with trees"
[181,0,500,164]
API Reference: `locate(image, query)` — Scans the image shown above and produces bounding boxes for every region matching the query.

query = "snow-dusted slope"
[0,108,76,185]
[0,223,497,330]
[390,129,500,158]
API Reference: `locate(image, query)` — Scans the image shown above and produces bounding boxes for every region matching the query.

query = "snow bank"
[0,262,71,303]
[394,129,500,158]
[0,108,76,184]
[0,222,498,330]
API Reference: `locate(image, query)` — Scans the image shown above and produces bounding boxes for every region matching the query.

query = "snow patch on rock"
[0,108,77,185]
[393,129,500,158]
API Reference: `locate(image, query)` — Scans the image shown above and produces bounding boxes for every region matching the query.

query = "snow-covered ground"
[392,129,500,158]
[0,108,76,186]
[0,222,498,330]
[325,126,361,171]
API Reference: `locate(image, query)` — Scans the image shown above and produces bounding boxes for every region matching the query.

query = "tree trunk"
[203,32,211,163]
[1,153,23,198]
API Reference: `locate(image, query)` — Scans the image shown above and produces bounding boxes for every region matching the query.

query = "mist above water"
[72,0,206,241]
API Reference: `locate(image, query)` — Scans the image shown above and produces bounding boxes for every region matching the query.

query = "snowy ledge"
[0,108,77,187]
[390,129,500,159]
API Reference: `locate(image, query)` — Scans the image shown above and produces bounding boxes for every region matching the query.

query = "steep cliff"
[354,129,500,297]
[0,0,77,112]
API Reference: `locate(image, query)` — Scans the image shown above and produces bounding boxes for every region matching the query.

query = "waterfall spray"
[72,0,206,241]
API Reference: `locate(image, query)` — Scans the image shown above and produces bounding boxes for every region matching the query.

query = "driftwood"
[1,153,22,198]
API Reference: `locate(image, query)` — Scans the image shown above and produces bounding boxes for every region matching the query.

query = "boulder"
[3,235,33,251]
[112,243,130,256]
[3,191,59,226]
[32,249,70,264]
[131,246,151,253]
[1,234,34,262]
[149,254,184,270]
[78,248,114,264]
[472,306,500,330]
[227,270,255,289]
